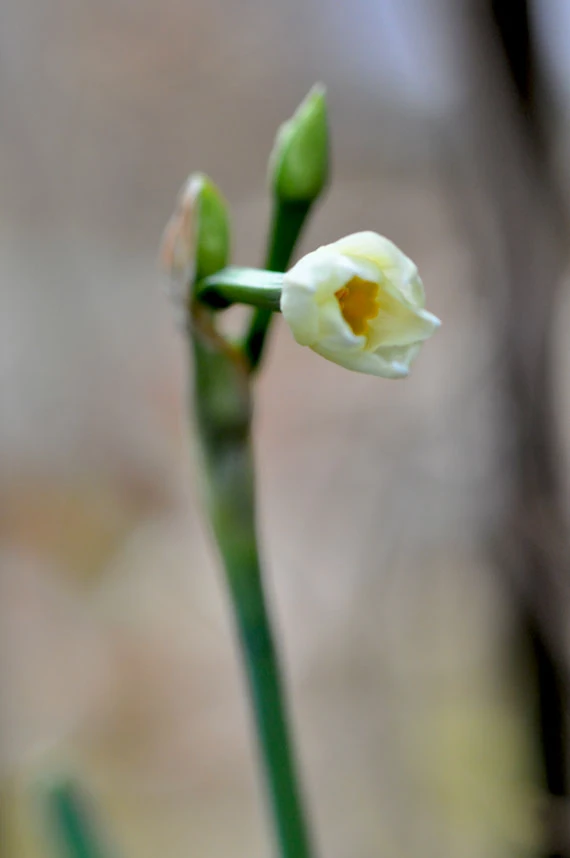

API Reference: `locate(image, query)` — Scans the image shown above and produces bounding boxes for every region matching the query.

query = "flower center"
[335,276,380,337]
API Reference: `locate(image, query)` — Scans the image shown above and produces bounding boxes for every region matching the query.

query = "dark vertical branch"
[446,2,569,853]
[490,0,535,119]
[484,8,569,850]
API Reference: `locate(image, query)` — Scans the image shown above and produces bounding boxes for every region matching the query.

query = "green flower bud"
[269,84,329,203]
[161,172,230,293]
[192,173,231,280]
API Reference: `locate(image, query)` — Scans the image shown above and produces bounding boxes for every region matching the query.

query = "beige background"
[1,1,567,856]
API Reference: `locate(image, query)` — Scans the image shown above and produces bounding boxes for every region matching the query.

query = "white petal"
[374,342,423,372]
[312,342,410,378]
[332,231,396,262]
[283,246,354,302]
[280,284,320,346]
[367,301,441,350]
[330,231,425,308]
[316,297,364,352]
[405,271,425,308]
[416,308,441,332]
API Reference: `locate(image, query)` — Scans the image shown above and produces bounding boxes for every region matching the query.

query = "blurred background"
[3,0,570,856]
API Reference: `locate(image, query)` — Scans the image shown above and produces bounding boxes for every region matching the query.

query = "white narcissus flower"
[280,231,440,378]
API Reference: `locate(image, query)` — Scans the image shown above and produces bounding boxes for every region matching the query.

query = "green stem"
[45,782,108,858]
[196,267,283,311]
[191,338,314,858]
[244,199,312,370]
[232,566,313,858]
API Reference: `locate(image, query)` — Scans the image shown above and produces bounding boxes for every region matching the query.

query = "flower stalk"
[196,267,283,311]
[176,160,318,858]
[189,312,315,858]
[191,328,313,858]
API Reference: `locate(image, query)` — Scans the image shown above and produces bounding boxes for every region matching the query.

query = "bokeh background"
[3,1,570,856]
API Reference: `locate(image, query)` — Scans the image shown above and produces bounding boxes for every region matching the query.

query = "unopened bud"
[161,172,230,302]
[269,84,329,203]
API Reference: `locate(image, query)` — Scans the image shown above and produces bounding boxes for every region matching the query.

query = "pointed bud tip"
[185,172,231,280]
[303,82,327,107]
[269,83,330,203]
